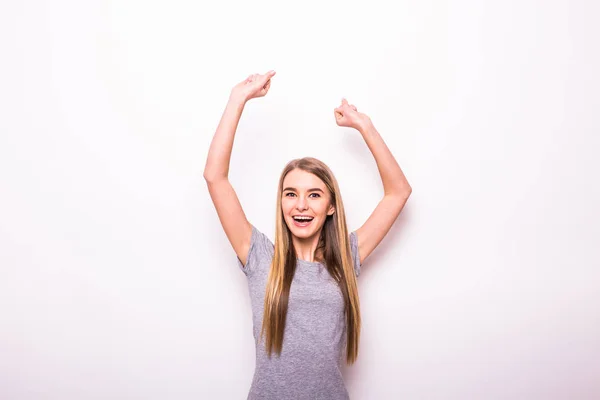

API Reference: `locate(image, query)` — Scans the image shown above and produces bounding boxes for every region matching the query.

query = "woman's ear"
[327,205,335,216]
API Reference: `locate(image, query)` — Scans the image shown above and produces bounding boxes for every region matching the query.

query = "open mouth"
[292,216,314,227]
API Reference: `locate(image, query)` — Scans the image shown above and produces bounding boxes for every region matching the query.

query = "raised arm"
[203,71,276,268]
[334,99,412,266]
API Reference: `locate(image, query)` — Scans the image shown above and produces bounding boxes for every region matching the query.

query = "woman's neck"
[292,231,323,263]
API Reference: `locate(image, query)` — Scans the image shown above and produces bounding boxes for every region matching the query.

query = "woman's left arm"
[355,118,412,264]
[334,99,412,265]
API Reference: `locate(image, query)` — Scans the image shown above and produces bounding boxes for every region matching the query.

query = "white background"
[1,0,599,399]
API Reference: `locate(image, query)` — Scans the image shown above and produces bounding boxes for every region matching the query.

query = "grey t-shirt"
[237,224,362,400]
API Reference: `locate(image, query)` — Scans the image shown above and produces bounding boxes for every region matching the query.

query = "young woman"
[204,70,411,399]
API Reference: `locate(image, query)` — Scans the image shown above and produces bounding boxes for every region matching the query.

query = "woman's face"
[281,169,335,239]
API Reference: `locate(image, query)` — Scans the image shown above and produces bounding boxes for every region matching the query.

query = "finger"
[350,105,357,111]
[261,70,276,84]
[263,80,271,93]
[341,98,349,106]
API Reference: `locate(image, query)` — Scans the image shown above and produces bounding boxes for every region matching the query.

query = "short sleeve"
[236,224,273,277]
[349,231,362,277]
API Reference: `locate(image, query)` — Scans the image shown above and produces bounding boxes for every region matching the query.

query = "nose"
[295,196,308,211]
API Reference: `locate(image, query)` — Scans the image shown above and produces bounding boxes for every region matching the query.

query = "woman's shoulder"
[249,224,275,251]
[236,223,274,276]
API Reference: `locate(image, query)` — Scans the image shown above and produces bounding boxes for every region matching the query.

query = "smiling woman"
[281,168,336,250]
[203,70,411,400]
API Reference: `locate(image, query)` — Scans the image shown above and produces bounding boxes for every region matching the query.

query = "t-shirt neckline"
[296,258,324,267]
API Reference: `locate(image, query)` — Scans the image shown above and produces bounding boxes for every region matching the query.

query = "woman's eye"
[284,193,320,198]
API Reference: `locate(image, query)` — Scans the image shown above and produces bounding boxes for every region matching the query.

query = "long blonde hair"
[261,157,361,364]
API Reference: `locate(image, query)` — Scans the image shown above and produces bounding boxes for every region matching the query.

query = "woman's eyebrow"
[283,187,324,193]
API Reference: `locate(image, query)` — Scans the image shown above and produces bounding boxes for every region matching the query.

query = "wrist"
[357,117,374,134]
[228,91,248,107]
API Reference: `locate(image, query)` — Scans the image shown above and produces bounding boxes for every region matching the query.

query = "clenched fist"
[230,70,276,103]
[334,98,371,131]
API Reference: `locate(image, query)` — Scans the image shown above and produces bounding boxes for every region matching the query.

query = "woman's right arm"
[203,71,276,268]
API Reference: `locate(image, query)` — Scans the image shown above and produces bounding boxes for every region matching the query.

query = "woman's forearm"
[358,120,412,197]
[203,94,246,181]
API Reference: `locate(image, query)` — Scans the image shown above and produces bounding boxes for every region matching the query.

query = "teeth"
[293,216,313,221]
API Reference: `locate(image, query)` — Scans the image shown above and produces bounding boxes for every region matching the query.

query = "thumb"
[262,70,276,82]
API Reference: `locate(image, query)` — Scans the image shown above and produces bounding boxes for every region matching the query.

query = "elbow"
[402,181,412,197]
[399,188,412,203]
[203,173,219,184]
[203,168,227,183]
[387,185,412,200]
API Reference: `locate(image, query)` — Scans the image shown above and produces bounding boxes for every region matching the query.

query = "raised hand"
[334,98,371,131]
[230,70,276,103]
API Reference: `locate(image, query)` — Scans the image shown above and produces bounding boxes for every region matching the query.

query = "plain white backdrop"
[1,0,599,398]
